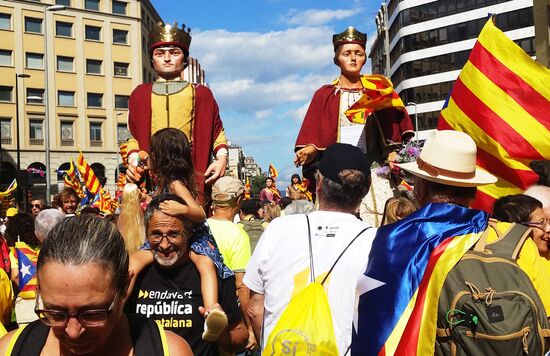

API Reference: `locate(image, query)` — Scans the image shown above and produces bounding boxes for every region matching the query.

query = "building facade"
[533,0,550,67]
[0,0,206,206]
[370,0,535,138]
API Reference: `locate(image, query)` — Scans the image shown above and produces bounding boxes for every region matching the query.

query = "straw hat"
[397,131,497,187]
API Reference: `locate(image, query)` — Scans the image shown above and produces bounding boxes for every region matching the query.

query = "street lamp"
[44,4,66,204]
[15,73,31,211]
[407,102,418,143]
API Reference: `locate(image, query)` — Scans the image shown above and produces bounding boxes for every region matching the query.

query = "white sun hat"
[397,130,497,187]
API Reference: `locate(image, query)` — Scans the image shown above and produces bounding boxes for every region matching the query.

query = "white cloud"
[283,8,365,26]
[254,109,272,120]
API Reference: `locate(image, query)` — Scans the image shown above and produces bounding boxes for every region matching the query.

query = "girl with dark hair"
[492,194,549,258]
[133,128,230,342]
[285,174,310,201]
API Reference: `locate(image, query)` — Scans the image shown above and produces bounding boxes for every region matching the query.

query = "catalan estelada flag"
[268,163,278,179]
[352,203,488,355]
[76,152,101,195]
[15,242,39,300]
[64,160,85,198]
[244,176,251,200]
[438,17,550,212]
[340,75,405,124]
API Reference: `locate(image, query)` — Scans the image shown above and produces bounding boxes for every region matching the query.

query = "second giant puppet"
[126,23,228,202]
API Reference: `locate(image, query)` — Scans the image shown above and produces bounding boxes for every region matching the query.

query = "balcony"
[61,139,74,146]
[90,140,103,147]
[30,138,44,145]
[1,138,12,145]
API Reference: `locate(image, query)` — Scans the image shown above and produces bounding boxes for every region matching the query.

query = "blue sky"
[151,0,379,185]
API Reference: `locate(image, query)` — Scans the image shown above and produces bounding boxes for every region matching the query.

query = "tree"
[250,174,267,198]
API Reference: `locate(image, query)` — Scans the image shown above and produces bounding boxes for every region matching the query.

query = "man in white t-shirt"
[244,143,377,355]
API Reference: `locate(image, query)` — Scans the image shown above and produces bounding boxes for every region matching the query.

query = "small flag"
[0,180,17,198]
[244,176,251,200]
[76,152,101,195]
[15,242,39,299]
[64,160,85,198]
[268,163,278,179]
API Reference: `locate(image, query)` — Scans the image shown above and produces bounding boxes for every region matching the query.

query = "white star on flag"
[354,274,386,331]
[20,262,31,278]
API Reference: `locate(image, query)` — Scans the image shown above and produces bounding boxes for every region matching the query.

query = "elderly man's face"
[147,210,191,268]
[31,200,44,216]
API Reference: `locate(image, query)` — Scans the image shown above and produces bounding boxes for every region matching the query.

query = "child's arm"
[127,250,154,297]
[159,181,206,223]
[190,251,218,308]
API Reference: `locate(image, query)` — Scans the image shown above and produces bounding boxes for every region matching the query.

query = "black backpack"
[435,220,550,355]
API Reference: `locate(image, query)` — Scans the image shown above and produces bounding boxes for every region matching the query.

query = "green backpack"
[435,220,550,355]
[238,219,265,252]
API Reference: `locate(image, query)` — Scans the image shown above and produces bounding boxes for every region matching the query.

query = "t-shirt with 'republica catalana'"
[126,261,242,356]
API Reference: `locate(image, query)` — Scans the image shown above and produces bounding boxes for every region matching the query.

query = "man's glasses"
[35,290,119,327]
[520,218,550,231]
[32,204,42,208]
[149,231,187,243]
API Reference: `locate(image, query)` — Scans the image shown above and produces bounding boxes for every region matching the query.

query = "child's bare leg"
[190,251,218,308]
[128,250,154,297]
[190,251,228,342]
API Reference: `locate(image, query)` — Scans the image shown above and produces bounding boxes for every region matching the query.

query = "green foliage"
[250,174,267,198]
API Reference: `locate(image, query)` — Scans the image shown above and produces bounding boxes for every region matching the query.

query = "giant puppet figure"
[294,27,414,226]
[126,23,228,201]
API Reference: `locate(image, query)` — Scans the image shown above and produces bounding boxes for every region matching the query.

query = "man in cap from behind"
[126,22,228,201]
[207,177,256,352]
[352,131,550,355]
[245,143,378,354]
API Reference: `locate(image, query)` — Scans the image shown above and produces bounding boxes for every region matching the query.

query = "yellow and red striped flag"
[76,152,101,196]
[0,179,17,198]
[63,160,85,198]
[119,142,129,167]
[438,17,550,212]
[268,163,278,179]
[244,176,251,200]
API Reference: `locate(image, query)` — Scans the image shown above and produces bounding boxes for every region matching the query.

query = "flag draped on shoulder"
[15,242,39,300]
[352,203,488,355]
[76,152,100,195]
[340,75,405,124]
[438,17,550,212]
[64,160,85,198]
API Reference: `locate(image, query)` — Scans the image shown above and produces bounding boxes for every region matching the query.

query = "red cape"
[128,83,227,198]
[295,84,413,163]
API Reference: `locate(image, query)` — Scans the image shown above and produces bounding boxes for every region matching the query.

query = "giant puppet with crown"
[125,22,228,201]
[294,27,414,225]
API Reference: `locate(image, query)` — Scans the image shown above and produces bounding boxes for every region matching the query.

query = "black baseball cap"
[319,143,372,184]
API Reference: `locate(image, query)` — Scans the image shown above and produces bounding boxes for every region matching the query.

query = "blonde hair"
[264,202,281,223]
[382,197,417,225]
[118,184,146,254]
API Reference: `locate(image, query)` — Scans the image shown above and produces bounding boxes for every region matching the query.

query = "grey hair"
[284,200,316,215]
[38,214,129,292]
[34,209,65,241]
[144,194,193,232]
[315,169,370,210]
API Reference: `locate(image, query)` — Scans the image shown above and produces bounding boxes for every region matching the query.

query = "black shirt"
[126,261,242,356]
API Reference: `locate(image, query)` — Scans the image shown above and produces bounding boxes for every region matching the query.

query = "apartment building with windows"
[370,0,535,138]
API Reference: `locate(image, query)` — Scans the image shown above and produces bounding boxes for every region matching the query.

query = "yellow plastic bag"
[264,282,339,356]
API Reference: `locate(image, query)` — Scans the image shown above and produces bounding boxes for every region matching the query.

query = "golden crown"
[149,22,192,51]
[332,26,367,49]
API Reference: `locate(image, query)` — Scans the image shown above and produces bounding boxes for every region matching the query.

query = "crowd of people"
[0,23,548,356]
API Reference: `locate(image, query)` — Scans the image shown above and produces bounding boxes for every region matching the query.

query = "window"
[0,13,11,30]
[56,0,71,5]
[26,88,44,104]
[0,50,11,66]
[114,95,129,109]
[86,59,102,74]
[24,17,42,34]
[60,121,74,143]
[57,56,74,71]
[0,119,11,140]
[58,90,75,106]
[56,21,72,37]
[0,86,12,102]
[25,52,43,69]
[112,29,128,44]
[29,120,43,140]
[112,1,127,15]
[85,0,100,11]
[117,123,130,142]
[90,122,102,142]
[114,62,128,76]
[87,93,103,107]
[85,25,101,41]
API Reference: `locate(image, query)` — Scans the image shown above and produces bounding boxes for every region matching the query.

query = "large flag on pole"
[438,17,550,212]
[76,152,101,195]
[63,160,85,198]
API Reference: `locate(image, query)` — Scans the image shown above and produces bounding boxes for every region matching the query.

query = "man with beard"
[126,194,247,355]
